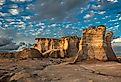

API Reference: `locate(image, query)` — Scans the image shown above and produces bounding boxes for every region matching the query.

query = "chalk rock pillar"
[81,25,108,61]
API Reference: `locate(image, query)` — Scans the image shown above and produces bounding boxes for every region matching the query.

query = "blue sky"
[0,0,121,52]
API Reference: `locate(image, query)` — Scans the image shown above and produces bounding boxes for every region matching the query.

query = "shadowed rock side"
[0,48,42,59]
[105,32,117,61]
[66,36,80,57]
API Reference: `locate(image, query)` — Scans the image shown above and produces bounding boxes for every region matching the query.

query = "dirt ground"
[0,58,121,82]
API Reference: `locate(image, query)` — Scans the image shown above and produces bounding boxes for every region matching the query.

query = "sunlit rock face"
[33,38,62,58]
[34,38,51,53]
[33,36,80,58]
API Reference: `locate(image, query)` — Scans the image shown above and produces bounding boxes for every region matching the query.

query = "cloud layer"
[32,0,88,21]
[0,37,19,52]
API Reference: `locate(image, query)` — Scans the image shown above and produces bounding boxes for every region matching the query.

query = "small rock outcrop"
[0,53,14,58]
[15,48,42,59]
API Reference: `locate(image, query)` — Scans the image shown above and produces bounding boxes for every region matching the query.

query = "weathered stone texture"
[33,38,62,58]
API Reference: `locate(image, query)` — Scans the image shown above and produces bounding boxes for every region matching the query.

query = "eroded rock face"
[33,38,51,53]
[33,36,79,58]
[33,38,62,58]
[79,26,106,61]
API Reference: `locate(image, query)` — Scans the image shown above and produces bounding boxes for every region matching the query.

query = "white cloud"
[10,0,32,3]
[0,0,5,5]
[98,11,106,15]
[119,17,121,20]
[83,11,94,19]
[107,0,118,3]
[9,8,19,15]
[91,4,101,10]
[0,12,7,17]
[112,38,121,43]
[84,14,92,19]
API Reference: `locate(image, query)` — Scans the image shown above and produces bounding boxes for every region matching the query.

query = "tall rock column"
[81,25,108,61]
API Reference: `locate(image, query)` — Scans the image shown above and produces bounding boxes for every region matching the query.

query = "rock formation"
[32,25,117,62]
